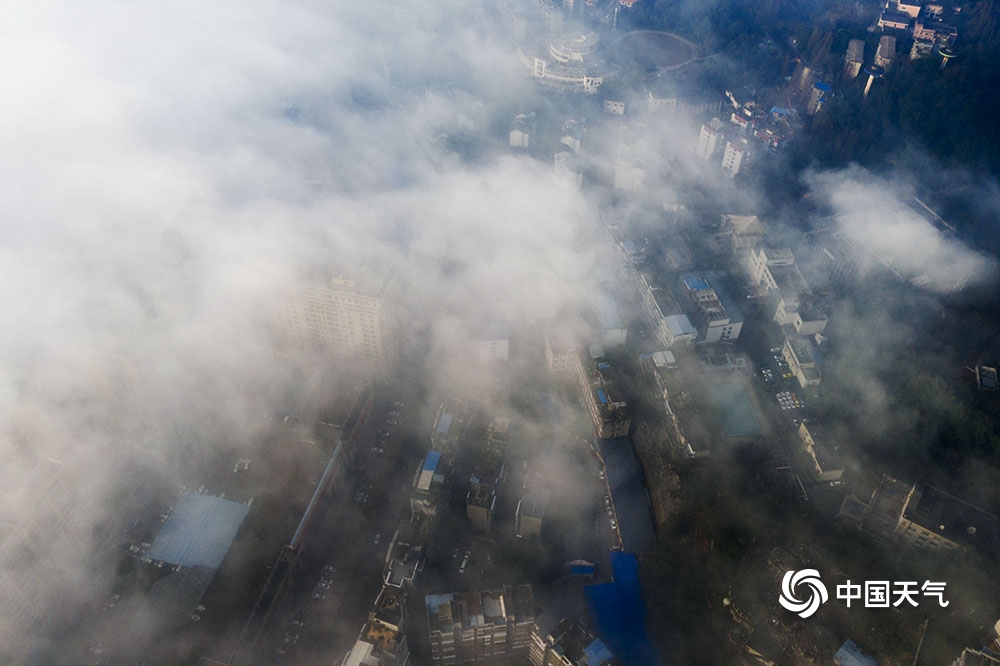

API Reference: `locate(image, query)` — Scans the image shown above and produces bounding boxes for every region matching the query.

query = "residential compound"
[855,475,999,553]
[743,244,829,388]
[269,265,397,371]
[466,419,509,532]
[876,0,957,60]
[426,586,535,665]
[696,105,799,176]
[575,347,631,438]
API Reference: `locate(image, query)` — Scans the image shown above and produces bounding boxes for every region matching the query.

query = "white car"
[459,551,471,573]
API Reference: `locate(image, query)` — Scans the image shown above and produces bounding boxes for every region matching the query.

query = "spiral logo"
[779,569,828,618]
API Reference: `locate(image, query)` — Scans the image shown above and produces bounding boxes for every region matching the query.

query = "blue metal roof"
[585,552,657,666]
[423,450,442,471]
[146,493,249,569]
[436,412,454,434]
[683,276,710,291]
[597,389,607,404]
[583,638,614,666]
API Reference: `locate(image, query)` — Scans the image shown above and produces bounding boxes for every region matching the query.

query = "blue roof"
[683,276,710,291]
[583,638,615,666]
[770,106,791,116]
[585,552,658,666]
[146,493,250,569]
[436,412,454,434]
[611,551,639,583]
[423,450,442,472]
[597,389,607,404]
[570,564,596,575]
[815,82,832,92]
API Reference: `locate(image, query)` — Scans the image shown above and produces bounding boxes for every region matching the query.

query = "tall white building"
[721,138,752,176]
[269,266,397,370]
[696,119,725,160]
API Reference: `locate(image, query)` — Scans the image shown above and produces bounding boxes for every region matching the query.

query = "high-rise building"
[696,119,726,160]
[426,586,535,665]
[721,138,753,176]
[575,349,631,438]
[269,265,397,371]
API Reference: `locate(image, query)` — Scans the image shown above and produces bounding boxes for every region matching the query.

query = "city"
[2,0,1000,665]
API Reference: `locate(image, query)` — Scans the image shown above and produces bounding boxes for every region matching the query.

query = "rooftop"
[903,484,999,550]
[422,451,442,472]
[519,490,551,519]
[145,492,250,569]
[860,475,912,541]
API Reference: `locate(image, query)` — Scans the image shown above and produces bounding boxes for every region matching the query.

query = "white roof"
[664,314,696,337]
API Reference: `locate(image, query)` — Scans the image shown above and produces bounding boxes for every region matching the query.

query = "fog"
[4,0,1000,664]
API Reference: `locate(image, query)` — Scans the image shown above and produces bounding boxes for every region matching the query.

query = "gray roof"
[146,492,249,569]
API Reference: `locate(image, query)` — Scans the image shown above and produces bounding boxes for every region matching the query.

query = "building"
[426,586,535,665]
[603,100,625,115]
[806,82,832,115]
[696,119,726,160]
[427,594,459,665]
[795,423,844,482]
[952,648,1000,666]
[478,323,510,363]
[466,419,507,531]
[878,9,912,30]
[412,452,446,520]
[896,0,923,18]
[834,640,876,666]
[748,246,795,291]
[775,296,828,336]
[431,401,465,452]
[860,475,999,552]
[343,586,412,666]
[544,333,578,374]
[876,35,897,69]
[844,40,865,78]
[383,521,427,589]
[510,113,536,148]
[518,30,615,94]
[269,265,397,371]
[516,490,552,539]
[467,479,498,531]
[613,159,645,192]
[416,452,443,493]
[635,271,696,348]
[554,151,584,187]
[576,349,631,438]
[591,293,628,348]
[678,274,744,343]
[781,334,823,387]
[719,214,766,252]
[529,615,620,666]
[721,138,753,176]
